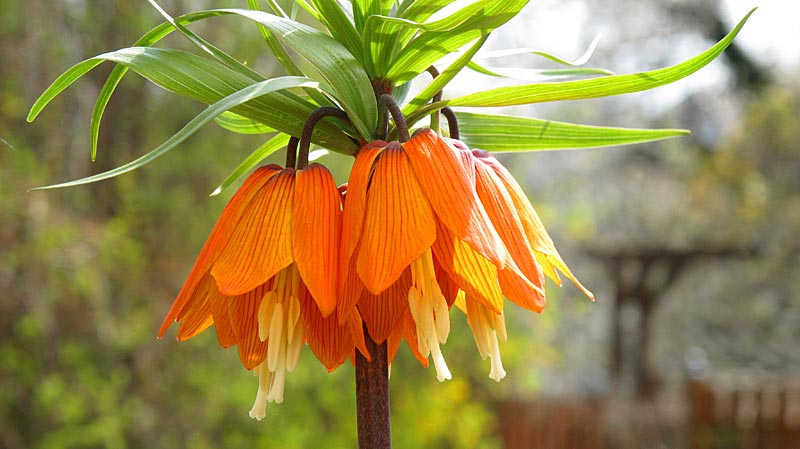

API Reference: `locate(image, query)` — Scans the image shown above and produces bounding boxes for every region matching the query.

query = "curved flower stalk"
[340,128,591,381]
[158,163,368,420]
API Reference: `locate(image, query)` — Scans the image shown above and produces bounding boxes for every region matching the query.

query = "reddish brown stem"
[356,332,391,449]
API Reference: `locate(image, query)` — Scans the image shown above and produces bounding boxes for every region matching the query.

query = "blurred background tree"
[2,0,796,448]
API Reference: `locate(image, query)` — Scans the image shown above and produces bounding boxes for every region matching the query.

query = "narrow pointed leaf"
[31,47,357,154]
[402,34,489,117]
[466,61,614,80]
[474,34,603,66]
[215,112,275,135]
[32,76,316,190]
[311,0,364,62]
[216,8,377,139]
[384,0,529,82]
[447,8,756,107]
[457,112,689,151]
[90,10,249,161]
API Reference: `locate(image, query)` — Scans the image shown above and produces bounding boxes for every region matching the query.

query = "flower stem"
[356,331,392,449]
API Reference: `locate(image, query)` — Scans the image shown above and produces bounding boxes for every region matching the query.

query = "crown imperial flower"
[159,163,367,420]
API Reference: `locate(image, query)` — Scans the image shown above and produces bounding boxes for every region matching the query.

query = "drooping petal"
[212,170,296,296]
[498,262,546,313]
[175,272,215,341]
[478,152,594,300]
[159,165,282,337]
[338,254,365,326]
[387,308,429,367]
[300,283,365,371]
[403,129,506,268]
[208,281,237,348]
[293,163,342,316]
[357,268,412,344]
[356,144,436,294]
[473,156,545,292]
[227,283,270,369]
[432,220,504,313]
[340,143,384,290]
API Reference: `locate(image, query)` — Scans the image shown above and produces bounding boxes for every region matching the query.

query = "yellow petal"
[481,154,594,300]
[293,163,342,316]
[498,262,546,313]
[212,170,295,296]
[474,157,545,292]
[403,129,506,268]
[432,221,504,313]
[356,144,436,294]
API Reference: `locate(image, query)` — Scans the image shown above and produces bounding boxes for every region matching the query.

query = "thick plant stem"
[356,332,391,449]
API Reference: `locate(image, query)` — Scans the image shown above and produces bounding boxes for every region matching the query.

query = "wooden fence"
[496,398,605,449]
[687,377,800,449]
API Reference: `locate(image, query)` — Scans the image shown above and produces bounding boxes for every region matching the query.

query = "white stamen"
[267,302,285,371]
[464,298,507,381]
[408,250,453,381]
[249,265,306,418]
[248,362,272,420]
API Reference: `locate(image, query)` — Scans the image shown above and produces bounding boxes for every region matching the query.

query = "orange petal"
[347,309,370,362]
[474,158,545,292]
[432,220,504,313]
[498,262,546,313]
[159,165,281,337]
[395,309,429,367]
[357,268,411,344]
[338,255,365,325]
[435,263,460,308]
[340,143,384,291]
[403,129,506,267]
[227,283,270,369]
[209,284,237,348]
[293,163,341,316]
[356,144,436,294]
[300,284,351,371]
[176,272,215,341]
[483,156,594,300]
[212,170,295,296]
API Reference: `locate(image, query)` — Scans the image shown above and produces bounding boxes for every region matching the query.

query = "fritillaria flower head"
[159,162,367,420]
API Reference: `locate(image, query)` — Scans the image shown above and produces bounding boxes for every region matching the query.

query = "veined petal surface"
[356,144,437,294]
[212,169,296,295]
[293,163,342,316]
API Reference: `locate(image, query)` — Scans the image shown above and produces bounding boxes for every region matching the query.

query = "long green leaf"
[216,8,377,139]
[32,77,316,190]
[210,132,291,196]
[311,0,364,62]
[457,112,689,151]
[402,34,489,116]
[147,0,265,82]
[88,11,231,161]
[29,47,358,153]
[448,8,757,107]
[466,61,614,80]
[384,0,529,82]
[215,111,275,134]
